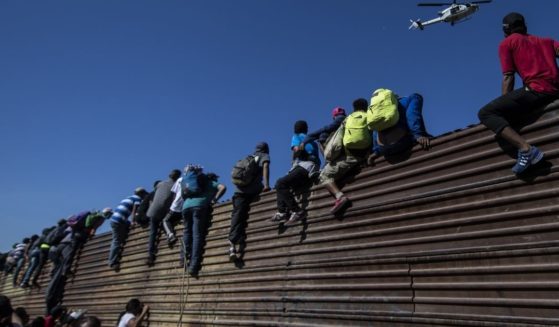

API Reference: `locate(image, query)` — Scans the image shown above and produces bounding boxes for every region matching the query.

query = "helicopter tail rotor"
[409,19,424,30]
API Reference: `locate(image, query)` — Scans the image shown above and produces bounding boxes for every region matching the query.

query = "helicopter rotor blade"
[470,0,492,4]
[417,2,453,6]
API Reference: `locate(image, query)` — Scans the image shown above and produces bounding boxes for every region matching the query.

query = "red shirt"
[498,33,559,94]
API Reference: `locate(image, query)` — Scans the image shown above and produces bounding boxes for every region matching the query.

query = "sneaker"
[270,212,288,223]
[285,210,305,226]
[228,246,237,261]
[20,282,29,289]
[512,146,544,174]
[168,234,177,246]
[330,196,350,214]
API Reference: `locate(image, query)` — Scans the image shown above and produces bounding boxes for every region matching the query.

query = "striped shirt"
[110,195,142,224]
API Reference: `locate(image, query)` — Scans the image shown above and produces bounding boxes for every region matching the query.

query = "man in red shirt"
[478,12,559,174]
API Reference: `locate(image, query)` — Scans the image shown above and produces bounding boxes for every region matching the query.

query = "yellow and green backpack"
[342,111,371,150]
[367,88,399,131]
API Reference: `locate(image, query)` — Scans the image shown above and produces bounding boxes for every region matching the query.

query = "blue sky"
[1,0,557,249]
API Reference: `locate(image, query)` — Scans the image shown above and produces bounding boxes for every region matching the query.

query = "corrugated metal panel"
[2,100,558,326]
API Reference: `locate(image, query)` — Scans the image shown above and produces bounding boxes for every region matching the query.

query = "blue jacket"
[372,93,431,154]
[302,114,346,145]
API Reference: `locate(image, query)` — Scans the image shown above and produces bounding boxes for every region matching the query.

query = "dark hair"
[14,307,29,325]
[169,169,181,181]
[206,173,219,182]
[502,12,527,35]
[30,235,39,242]
[294,120,308,134]
[153,180,161,189]
[79,316,101,327]
[126,299,142,316]
[31,316,45,327]
[42,228,52,236]
[57,219,67,227]
[0,295,13,320]
[353,98,369,111]
[117,299,142,327]
[22,238,30,244]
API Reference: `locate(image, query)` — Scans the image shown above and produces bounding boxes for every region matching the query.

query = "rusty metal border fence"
[2,101,559,326]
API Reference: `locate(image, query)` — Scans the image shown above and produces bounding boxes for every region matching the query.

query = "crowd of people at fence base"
[0,294,148,327]
[0,10,557,319]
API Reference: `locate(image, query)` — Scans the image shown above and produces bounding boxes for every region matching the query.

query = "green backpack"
[342,111,371,150]
[367,88,399,131]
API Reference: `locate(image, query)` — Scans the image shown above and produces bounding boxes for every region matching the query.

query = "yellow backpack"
[342,112,371,150]
[367,88,399,131]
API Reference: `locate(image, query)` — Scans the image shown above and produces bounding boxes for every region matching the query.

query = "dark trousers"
[148,211,167,258]
[45,242,74,314]
[229,193,257,245]
[478,87,556,135]
[275,166,309,214]
[109,221,130,266]
[182,206,209,271]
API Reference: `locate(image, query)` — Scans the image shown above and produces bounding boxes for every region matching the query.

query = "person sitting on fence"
[478,12,559,174]
[228,142,271,261]
[116,299,149,327]
[146,169,181,267]
[271,121,320,225]
[108,188,148,270]
[181,167,226,276]
[367,93,431,165]
[319,98,372,215]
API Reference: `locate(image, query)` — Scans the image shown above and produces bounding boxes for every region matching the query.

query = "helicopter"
[409,0,492,30]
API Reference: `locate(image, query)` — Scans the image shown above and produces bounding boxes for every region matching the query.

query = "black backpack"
[231,155,260,186]
[45,225,68,246]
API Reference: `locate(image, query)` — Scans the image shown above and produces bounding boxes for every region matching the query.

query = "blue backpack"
[181,167,207,199]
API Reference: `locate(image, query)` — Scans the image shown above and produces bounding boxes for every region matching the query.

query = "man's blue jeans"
[20,248,41,285]
[12,257,25,285]
[109,221,129,267]
[182,206,209,271]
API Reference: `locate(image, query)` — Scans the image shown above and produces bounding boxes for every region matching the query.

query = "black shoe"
[20,282,30,289]
[187,267,198,277]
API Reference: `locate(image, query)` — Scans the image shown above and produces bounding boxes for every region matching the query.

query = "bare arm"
[213,184,227,204]
[127,305,149,327]
[502,73,515,95]
[262,162,270,192]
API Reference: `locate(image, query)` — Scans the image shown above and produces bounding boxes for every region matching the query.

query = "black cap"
[255,142,269,154]
[503,12,525,28]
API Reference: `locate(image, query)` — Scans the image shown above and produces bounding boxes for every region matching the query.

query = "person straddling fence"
[478,12,559,174]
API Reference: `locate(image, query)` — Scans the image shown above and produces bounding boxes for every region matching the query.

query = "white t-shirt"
[118,313,135,327]
[169,177,184,213]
